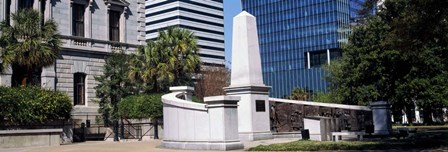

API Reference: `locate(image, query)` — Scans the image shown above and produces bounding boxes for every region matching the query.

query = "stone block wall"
[56,53,105,105]
[0,129,62,148]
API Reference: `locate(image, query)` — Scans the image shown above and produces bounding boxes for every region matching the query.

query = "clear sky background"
[224,1,242,67]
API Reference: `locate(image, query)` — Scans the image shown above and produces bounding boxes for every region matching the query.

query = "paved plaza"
[0,138,297,152]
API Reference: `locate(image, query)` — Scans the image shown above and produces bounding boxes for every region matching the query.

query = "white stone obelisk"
[224,11,273,141]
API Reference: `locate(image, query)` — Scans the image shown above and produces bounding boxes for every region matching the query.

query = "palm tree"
[128,27,201,92]
[0,9,61,86]
[289,88,311,101]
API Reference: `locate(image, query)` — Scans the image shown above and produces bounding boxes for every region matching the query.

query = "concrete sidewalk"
[0,138,298,152]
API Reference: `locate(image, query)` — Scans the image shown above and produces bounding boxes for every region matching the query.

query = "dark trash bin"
[365,124,374,135]
[86,120,91,128]
[301,129,310,140]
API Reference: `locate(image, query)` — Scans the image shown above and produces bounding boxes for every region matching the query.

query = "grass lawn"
[392,125,448,130]
[248,131,448,151]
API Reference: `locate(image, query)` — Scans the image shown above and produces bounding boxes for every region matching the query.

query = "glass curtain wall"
[241,0,365,98]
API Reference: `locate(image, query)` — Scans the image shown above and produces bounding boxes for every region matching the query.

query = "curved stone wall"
[161,86,243,151]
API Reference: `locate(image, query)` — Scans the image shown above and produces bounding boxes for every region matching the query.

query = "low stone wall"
[162,86,243,151]
[0,129,62,148]
[269,98,372,132]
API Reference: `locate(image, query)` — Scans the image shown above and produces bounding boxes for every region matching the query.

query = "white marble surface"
[162,87,243,150]
[226,11,272,141]
[230,11,265,87]
[304,117,332,141]
[270,98,371,111]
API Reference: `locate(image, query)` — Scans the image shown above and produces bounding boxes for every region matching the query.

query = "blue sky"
[224,1,242,67]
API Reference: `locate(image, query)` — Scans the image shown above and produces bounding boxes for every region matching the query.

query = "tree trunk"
[423,106,433,125]
[21,76,28,87]
[152,75,159,92]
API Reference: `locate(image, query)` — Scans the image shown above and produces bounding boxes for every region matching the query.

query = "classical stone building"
[0,0,145,121]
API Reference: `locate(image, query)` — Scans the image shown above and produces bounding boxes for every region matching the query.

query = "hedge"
[118,94,163,119]
[0,86,72,126]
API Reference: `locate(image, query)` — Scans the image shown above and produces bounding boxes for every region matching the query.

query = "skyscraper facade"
[145,0,225,66]
[241,0,366,98]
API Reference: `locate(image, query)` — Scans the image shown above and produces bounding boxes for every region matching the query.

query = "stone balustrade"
[60,35,140,53]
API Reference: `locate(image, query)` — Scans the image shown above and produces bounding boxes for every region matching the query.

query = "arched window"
[74,73,86,105]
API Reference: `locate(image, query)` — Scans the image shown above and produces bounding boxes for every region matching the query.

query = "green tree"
[95,51,135,126]
[288,88,312,101]
[326,0,448,124]
[118,94,163,120]
[128,27,201,92]
[313,92,340,103]
[0,9,61,86]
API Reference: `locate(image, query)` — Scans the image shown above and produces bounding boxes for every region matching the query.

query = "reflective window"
[74,73,86,106]
[309,51,327,68]
[72,4,85,37]
[109,10,120,42]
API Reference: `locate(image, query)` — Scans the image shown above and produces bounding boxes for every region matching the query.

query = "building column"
[120,7,127,43]
[41,62,56,90]
[11,0,18,14]
[0,66,12,87]
[106,4,110,41]
[45,0,52,20]
[33,0,39,10]
[85,0,93,38]
[1,1,5,21]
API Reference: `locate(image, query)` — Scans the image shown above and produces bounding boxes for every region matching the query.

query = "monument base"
[373,130,391,135]
[239,132,273,141]
[161,140,244,151]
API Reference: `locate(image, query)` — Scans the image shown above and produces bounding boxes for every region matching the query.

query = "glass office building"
[241,0,366,98]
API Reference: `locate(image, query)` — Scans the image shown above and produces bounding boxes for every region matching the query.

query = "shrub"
[0,86,72,126]
[118,94,163,119]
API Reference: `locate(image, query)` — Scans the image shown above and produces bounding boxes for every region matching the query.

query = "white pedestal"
[225,86,273,141]
[304,116,332,141]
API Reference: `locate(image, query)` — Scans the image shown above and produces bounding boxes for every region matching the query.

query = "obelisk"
[224,11,273,141]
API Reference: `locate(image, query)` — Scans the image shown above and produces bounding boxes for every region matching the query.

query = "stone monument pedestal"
[225,86,273,141]
[370,101,392,135]
[226,11,273,141]
[162,87,243,151]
